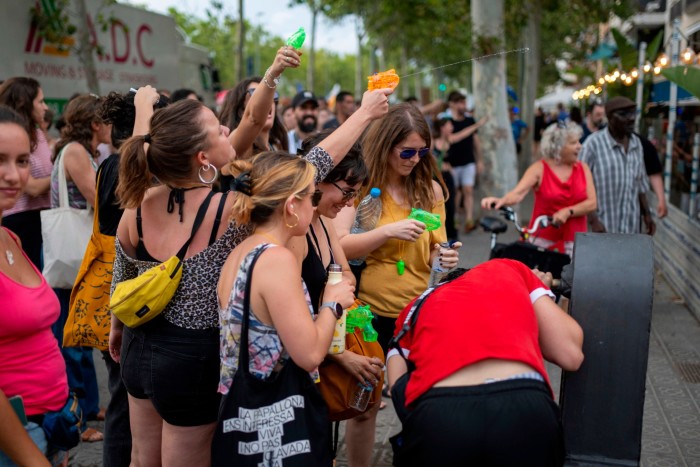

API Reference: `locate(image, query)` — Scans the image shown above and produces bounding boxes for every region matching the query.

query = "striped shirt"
[579,128,649,234]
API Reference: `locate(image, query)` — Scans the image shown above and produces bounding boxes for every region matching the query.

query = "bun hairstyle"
[0,77,41,151]
[116,99,209,209]
[99,91,170,149]
[228,151,315,226]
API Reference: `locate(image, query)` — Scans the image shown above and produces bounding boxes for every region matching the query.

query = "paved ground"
[69,218,700,466]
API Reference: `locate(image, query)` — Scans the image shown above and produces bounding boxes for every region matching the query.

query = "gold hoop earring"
[285,211,299,229]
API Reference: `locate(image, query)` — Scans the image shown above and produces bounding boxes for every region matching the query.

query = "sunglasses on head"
[398,147,430,159]
[246,88,279,103]
[296,190,322,207]
[329,181,358,201]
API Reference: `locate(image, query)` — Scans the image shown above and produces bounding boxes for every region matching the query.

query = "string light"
[681,47,696,64]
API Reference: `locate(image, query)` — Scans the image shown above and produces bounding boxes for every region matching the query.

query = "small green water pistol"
[407,208,441,231]
[286,27,306,49]
[346,304,378,342]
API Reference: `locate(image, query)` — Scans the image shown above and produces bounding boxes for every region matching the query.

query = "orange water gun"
[367,69,400,91]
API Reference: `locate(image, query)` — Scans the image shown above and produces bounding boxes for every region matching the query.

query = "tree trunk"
[237,0,244,82]
[74,0,99,94]
[519,0,541,175]
[307,6,318,91]
[471,0,517,201]
[355,17,363,99]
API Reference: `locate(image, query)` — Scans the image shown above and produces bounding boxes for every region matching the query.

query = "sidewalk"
[70,225,700,466]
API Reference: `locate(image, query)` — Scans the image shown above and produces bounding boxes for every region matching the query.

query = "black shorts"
[396,379,564,467]
[120,317,221,427]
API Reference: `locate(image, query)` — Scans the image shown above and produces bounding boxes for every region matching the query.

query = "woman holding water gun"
[335,103,462,357]
[290,129,384,467]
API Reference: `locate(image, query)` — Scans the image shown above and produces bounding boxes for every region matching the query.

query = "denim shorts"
[120,317,221,427]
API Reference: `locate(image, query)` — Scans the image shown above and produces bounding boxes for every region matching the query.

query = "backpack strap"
[175,191,216,261]
[208,192,229,247]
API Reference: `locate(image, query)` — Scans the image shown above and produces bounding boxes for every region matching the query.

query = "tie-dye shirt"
[218,243,318,394]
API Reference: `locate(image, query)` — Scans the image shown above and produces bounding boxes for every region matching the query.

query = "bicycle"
[479,205,571,280]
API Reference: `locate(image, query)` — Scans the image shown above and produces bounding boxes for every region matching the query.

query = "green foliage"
[661,66,700,100]
[611,27,638,70]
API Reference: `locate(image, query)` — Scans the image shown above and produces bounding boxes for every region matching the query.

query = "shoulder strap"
[237,245,269,371]
[208,192,229,247]
[318,218,335,265]
[136,208,144,241]
[174,191,216,260]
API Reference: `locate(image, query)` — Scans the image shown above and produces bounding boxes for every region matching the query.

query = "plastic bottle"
[428,242,451,287]
[348,188,382,266]
[349,381,374,412]
[327,264,346,354]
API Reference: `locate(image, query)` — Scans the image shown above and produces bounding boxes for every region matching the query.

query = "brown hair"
[218,78,289,155]
[360,103,446,209]
[228,151,315,225]
[0,77,41,151]
[54,94,104,162]
[116,99,209,209]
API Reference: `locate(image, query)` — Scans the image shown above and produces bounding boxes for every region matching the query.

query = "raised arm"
[132,86,160,137]
[229,47,299,159]
[447,116,488,144]
[316,89,392,167]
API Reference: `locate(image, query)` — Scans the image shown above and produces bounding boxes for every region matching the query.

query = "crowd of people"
[4,38,677,466]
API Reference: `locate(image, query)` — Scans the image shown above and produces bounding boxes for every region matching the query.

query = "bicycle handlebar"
[488,204,555,236]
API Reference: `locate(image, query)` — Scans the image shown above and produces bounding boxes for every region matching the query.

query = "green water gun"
[286,27,306,49]
[408,208,441,231]
[346,304,378,342]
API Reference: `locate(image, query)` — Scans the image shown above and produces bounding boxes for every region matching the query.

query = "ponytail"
[228,159,255,225]
[117,135,153,208]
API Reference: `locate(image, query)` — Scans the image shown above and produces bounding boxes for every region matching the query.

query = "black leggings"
[396,379,564,467]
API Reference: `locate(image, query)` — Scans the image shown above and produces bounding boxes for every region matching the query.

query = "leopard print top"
[110,146,334,330]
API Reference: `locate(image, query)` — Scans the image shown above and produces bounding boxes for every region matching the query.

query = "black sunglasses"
[329,181,358,201]
[398,147,430,159]
[297,190,322,207]
[246,88,279,103]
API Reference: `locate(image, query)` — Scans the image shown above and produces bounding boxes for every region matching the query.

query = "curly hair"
[99,91,169,149]
[54,94,104,162]
[0,77,42,152]
[539,122,583,162]
[227,151,315,226]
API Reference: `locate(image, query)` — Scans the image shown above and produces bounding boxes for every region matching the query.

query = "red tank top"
[529,161,587,243]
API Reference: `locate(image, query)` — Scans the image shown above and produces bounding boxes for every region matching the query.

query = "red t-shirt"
[394,259,554,407]
[530,160,588,243]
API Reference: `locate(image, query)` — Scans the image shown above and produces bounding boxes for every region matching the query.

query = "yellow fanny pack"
[110,191,215,328]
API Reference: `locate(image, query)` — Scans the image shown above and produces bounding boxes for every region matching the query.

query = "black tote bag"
[212,246,332,467]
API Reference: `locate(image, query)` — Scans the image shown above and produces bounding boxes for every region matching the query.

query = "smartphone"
[8,395,28,426]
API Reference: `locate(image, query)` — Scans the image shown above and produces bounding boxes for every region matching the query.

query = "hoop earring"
[285,211,299,229]
[198,164,218,184]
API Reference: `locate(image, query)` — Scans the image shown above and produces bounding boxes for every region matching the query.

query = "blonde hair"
[540,122,582,162]
[228,151,316,225]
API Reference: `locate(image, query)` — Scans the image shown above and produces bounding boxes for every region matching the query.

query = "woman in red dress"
[481,122,596,256]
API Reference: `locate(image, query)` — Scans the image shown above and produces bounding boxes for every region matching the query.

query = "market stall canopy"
[535,86,576,112]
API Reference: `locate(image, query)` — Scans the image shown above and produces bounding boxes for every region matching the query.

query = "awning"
[650,80,697,106]
[587,43,617,61]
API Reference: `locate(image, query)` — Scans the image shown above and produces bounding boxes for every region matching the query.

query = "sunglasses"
[296,190,322,207]
[246,88,279,104]
[398,147,430,159]
[329,181,358,201]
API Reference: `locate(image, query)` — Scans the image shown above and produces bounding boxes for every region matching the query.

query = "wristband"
[569,208,574,216]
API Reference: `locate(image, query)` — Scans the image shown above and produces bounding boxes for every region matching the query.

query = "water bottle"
[348,188,382,266]
[349,381,374,412]
[428,242,451,287]
[327,264,346,354]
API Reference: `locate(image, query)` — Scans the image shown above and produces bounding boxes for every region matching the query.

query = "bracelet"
[569,208,574,216]
[262,67,279,89]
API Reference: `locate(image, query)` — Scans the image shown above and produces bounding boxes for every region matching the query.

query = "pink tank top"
[3,129,53,216]
[0,228,67,415]
[530,161,587,243]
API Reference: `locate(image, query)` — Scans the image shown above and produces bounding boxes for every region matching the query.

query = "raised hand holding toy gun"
[408,208,441,231]
[286,27,306,49]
